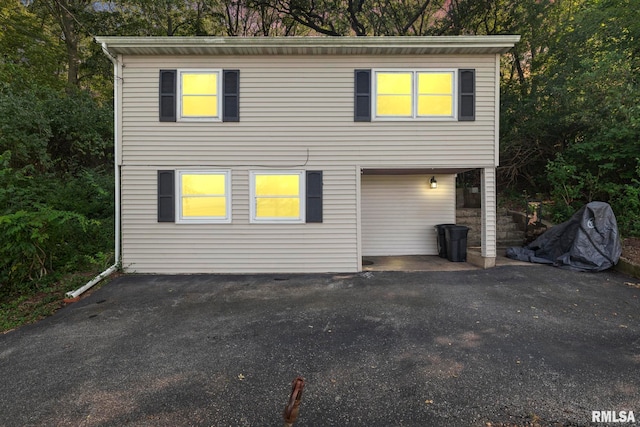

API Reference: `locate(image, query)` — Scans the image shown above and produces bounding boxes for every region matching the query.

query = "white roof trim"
[95,35,520,56]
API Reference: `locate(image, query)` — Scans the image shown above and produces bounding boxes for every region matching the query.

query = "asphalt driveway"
[1,265,639,426]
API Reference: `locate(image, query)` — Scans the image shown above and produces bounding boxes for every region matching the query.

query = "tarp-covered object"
[506,202,622,272]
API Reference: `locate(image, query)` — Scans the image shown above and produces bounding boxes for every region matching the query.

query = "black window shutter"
[458,69,475,121]
[158,170,175,222]
[306,171,323,223]
[354,69,371,122]
[223,69,240,122]
[159,70,177,122]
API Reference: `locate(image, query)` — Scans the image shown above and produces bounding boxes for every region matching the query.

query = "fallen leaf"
[238,374,245,380]
[425,400,434,405]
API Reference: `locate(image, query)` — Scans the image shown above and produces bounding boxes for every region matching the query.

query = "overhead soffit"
[95,35,521,57]
[362,168,473,175]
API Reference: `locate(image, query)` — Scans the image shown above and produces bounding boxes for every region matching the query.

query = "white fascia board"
[95,35,521,57]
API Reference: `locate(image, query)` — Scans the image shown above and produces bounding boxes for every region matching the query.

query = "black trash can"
[444,225,469,262]
[434,224,456,258]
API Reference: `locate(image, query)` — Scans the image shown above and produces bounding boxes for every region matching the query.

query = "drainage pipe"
[65,41,121,300]
[65,265,118,299]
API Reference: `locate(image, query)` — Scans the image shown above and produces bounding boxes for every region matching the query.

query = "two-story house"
[96,36,520,274]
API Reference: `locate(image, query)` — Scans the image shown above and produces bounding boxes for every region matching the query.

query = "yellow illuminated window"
[376,72,412,117]
[417,72,453,117]
[252,172,304,222]
[178,171,230,222]
[180,71,219,119]
[374,70,455,119]
[256,197,300,218]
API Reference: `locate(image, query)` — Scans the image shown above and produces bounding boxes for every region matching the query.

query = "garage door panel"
[361,174,455,256]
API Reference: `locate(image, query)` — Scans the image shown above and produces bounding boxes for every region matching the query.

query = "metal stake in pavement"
[283,376,305,427]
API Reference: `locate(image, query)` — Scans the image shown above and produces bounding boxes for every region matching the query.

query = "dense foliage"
[447,0,639,234]
[0,0,638,304]
[0,84,114,297]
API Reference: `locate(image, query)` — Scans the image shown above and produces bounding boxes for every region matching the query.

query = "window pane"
[182,174,226,196]
[256,198,300,218]
[179,172,228,221]
[376,95,412,116]
[182,196,226,217]
[255,175,299,196]
[377,73,412,95]
[183,95,217,117]
[418,95,453,116]
[418,73,452,94]
[182,73,217,95]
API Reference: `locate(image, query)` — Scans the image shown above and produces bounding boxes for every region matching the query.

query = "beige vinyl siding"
[121,166,358,273]
[361,175,455,256]
[119,53,499,273]
[481,167,497,258]
[120,55,497,168]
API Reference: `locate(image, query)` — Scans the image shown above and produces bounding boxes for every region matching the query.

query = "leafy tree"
[535,0,640,231]
[0,0,66,89]
[0,84,113,175]
[0,80,114,294]
[249,0,448,36]
[212,0,303,36]
[27,0,88,89]
[0,85,52,172]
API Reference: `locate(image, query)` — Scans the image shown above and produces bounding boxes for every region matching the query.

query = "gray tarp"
[506,201,622,272]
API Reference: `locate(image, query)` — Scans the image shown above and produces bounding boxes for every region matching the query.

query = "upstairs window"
[159,69,239,122]
[374,70,455,120]
[417,72,454,117]
[376,72,413,117]
[179,70,220,121]
[356,69,474,122]
[180,71,219,119]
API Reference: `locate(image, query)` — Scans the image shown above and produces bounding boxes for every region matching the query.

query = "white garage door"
[361,174,455,256]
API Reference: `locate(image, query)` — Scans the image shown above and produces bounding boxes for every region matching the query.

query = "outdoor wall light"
[430,176,438,189]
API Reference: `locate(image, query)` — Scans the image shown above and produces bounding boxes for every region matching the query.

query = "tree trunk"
[63,15,80,89]
[46,0,81,90]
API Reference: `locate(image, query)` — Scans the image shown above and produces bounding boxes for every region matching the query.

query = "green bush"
[0,83,113,175]
[0,85,52,172]
[0,208,91,289]
[0,159,114,295]
[546,154,640,237]
[607,176,640,237]
[0,84,115,297]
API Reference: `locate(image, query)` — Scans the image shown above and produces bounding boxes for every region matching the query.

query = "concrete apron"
[362,253,535,272]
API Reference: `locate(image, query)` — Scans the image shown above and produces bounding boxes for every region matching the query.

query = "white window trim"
[250,170,306,224]
[176,169,231,224]
[372,69,458,121]
[177,69,222,122]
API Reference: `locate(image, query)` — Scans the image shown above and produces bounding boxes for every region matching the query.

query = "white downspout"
[66,42,121,300]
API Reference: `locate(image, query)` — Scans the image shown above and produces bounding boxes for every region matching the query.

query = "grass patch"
[0,270,108,334]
